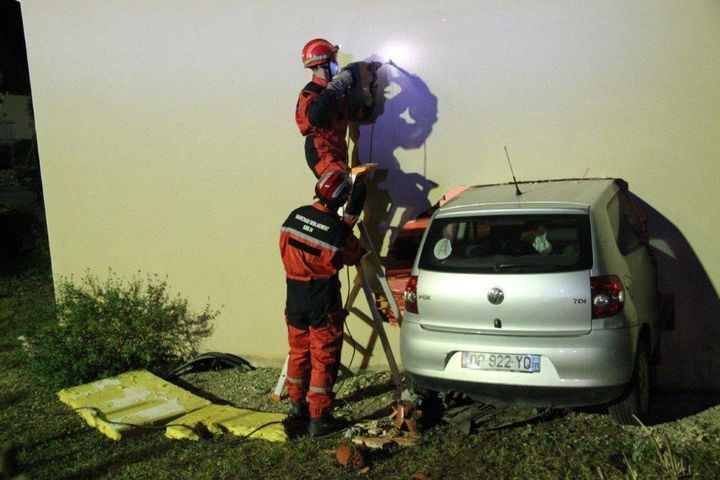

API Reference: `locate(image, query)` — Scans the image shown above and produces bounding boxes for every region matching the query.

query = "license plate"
[461,352,540,373]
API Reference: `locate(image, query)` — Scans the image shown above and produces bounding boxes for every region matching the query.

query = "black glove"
[325,69,354,96]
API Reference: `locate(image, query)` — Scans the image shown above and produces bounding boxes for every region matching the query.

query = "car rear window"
[418,214,592,274]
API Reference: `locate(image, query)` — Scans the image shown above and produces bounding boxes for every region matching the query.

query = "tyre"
[609,341,651,425]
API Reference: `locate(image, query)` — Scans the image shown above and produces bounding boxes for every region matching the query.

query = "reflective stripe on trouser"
[286,312,344,419]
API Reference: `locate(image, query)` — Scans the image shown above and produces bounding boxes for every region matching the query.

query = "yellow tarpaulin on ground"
[166,404,287,442]
[57,369,287,442]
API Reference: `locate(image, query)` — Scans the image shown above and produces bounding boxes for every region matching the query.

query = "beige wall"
[21,1,719,385]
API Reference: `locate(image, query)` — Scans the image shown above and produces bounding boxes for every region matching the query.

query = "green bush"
[25,271,217,387]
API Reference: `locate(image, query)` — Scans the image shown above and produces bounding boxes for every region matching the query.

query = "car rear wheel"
[608,341,651,425]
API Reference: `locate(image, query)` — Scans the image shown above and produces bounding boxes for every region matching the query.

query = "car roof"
[438,178,621,215]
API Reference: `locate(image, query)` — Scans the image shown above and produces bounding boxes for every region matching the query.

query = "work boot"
[308,415,347,438]
[289,400,308,418]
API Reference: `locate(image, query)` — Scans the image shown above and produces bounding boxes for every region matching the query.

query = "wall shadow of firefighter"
[635,196,720,421]
[350,59,438,255]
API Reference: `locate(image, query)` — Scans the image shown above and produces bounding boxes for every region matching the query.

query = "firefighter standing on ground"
[279,170,365,437]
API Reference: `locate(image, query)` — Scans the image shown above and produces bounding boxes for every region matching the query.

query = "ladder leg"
[271,354,289,401]
[360,270,404,400]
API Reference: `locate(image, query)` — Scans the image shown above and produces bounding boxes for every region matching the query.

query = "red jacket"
[295,76,369,177]
[280,202,363,282]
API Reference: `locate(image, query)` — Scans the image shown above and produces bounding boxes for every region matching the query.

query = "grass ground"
[1,224,718,479]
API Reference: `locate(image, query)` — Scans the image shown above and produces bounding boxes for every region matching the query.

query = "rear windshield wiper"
[492,263,559,272]
[493,263,522,271]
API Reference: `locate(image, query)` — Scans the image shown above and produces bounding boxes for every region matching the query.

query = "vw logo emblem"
[487,287,504,305]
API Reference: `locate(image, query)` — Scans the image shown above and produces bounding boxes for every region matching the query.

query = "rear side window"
[419,214,592,274]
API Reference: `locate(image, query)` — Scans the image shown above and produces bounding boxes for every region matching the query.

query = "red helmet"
[315,170,351,207]
[302,38,338,68]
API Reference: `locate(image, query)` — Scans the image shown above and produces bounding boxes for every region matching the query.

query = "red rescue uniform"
[295,75,371,178]
[279,201,363,419]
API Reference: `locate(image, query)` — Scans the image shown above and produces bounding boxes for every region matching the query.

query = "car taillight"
[591,275,625,319]
[404,275,419,314]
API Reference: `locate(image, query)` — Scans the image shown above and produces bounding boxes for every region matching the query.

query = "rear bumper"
[406,371,627,408]
[400,316,639,408]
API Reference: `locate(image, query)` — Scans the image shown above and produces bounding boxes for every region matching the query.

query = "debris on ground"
[344,412,421,450]
[335,443,367,471]
[168,352,255,377]
[442,400,551,434]
[391,400,422,434]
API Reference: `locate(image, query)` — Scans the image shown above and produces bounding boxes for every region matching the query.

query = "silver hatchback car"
[400,178,666,423]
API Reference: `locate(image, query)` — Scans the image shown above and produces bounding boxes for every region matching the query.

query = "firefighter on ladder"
[295,38,375,225]
[279,170,365,437]
[295,38,396,321]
